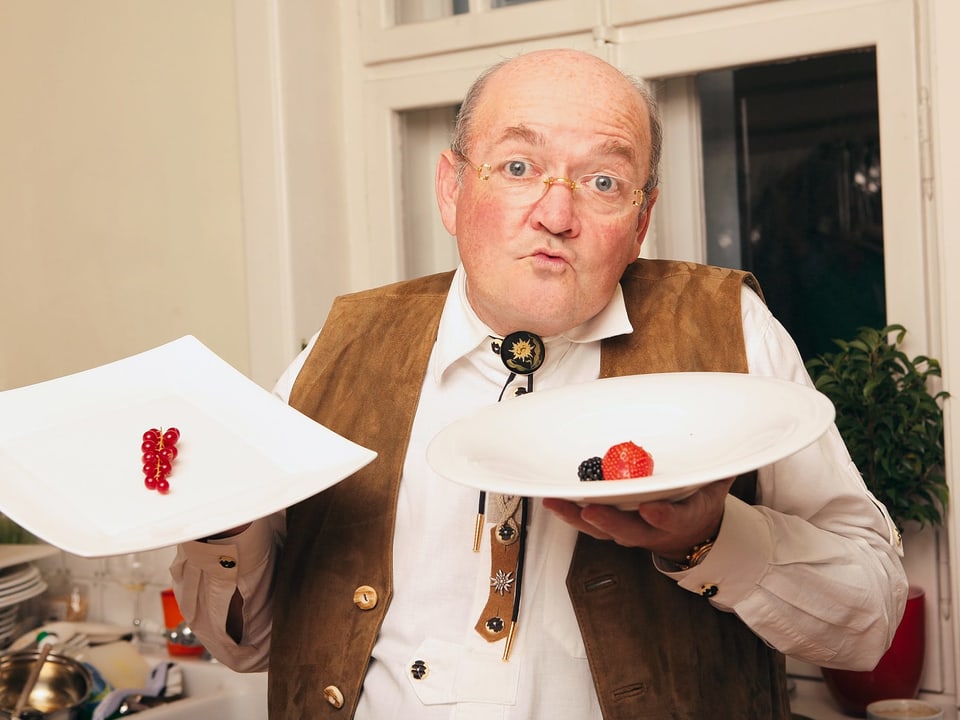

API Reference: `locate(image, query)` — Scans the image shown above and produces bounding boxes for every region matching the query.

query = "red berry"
[601,441,654,480]
[142,426,177,493]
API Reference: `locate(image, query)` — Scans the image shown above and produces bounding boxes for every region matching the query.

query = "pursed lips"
[527,247,572,268]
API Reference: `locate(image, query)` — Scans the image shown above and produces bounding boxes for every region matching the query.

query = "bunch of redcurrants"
[141,427,180,494]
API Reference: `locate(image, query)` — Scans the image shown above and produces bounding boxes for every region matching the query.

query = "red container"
[821,586,926,717]
[161,588,205,657]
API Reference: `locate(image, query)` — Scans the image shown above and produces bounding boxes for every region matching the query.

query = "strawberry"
[601,441,654,480]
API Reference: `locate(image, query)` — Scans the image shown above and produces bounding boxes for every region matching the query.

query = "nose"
[530,178,581,237]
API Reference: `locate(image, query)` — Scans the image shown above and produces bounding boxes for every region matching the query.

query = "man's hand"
[542,477,735,563]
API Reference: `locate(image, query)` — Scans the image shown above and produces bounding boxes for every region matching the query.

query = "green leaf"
[805,324,950,530]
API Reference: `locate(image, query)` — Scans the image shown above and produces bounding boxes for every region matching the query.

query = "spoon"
[12,641,52,718]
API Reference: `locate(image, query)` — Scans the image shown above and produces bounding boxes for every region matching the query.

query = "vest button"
[353,585,378,610]
[322,685,344,708]
[218,556,237,569]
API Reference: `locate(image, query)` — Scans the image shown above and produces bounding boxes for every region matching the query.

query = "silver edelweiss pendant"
[491,569,515,595]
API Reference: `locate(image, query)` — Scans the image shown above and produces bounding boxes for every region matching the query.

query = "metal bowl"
[0,651,92,720]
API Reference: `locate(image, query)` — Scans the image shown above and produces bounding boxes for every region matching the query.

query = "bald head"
[451,49,662,202]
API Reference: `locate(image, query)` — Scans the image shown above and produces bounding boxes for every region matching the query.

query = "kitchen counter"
[87,662,955,720]
[129,667,950,720]
[789,676,956,719]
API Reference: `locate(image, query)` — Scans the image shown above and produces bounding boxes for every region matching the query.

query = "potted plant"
[804,323,950,716]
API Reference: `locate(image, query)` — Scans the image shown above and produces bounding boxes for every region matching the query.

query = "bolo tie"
[472,330,544,661]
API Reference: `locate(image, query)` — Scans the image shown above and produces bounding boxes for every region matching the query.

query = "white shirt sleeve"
[169,513,284,672]
[662,286,908,670]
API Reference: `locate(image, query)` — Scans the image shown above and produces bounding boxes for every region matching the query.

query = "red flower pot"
[821,586,926,717]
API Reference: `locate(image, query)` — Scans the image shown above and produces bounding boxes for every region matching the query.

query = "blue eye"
[587,174,619,193]
[505,160,529,177]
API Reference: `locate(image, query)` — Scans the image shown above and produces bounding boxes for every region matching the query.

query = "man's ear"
[632,188,660,254]
[436,149,461,236]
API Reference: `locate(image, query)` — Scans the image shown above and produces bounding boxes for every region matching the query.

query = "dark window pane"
[701,49,885,361]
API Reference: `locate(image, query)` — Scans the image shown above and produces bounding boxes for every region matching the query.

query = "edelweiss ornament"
[499,331,545,375]
[474,499,530,661]
[471,332,542,661]
[491,569,515,596]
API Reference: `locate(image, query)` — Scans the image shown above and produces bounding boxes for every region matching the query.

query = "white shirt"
[172,265,907,720]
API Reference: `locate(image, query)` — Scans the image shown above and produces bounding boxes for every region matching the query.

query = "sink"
[6,622,267,720]
[133,652,267,720]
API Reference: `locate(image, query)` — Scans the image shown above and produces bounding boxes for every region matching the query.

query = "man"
[172,49,907,719]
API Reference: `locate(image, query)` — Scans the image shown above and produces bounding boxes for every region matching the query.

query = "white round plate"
[426,373,835,509]
[0,545,59,572]
[0,564,40,594]
[0,578,46,609]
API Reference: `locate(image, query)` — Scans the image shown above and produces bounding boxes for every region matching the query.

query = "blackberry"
[577,456,604,481]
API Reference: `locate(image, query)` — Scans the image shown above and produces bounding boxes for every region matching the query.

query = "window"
[700,49,885,362]
[359,0,594,63]
[401,106,461,277]
[395,0,543,24]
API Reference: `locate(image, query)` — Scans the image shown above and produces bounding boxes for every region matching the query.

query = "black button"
[496,520,518,545]
[410,659,429,680]
[485,616,505,634]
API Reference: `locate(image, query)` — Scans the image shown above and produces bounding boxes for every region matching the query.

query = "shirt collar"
[432,265,634,382]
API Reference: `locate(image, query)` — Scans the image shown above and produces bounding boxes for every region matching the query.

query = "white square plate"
[427,372,835,509]
[0,336,376,557]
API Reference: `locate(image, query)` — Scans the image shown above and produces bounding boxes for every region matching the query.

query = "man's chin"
[503,303,582,337]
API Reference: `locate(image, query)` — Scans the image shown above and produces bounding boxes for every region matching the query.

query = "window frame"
[358,0,598,65]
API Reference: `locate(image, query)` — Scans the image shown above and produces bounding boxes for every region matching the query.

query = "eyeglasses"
[458,154,646,216]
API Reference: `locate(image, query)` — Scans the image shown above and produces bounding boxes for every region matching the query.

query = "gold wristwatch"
[677,538,715,570]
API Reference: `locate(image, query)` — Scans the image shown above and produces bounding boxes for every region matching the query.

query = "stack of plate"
[0,563,47,647]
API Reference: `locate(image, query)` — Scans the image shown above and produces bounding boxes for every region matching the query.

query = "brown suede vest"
[270,259,790,719]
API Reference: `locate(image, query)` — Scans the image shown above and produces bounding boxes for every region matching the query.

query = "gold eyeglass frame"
[461,155,645,210]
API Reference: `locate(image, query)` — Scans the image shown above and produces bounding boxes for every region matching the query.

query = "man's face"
[437,52,658,338]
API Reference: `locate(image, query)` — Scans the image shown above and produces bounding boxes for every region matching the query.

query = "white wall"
[0,1,250,390]
[0,0,249,635]
[930,0,960,692]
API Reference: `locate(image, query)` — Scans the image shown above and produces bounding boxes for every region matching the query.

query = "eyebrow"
[495,125,638,168]
[593,138,639,167]
[497,124,546,147]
